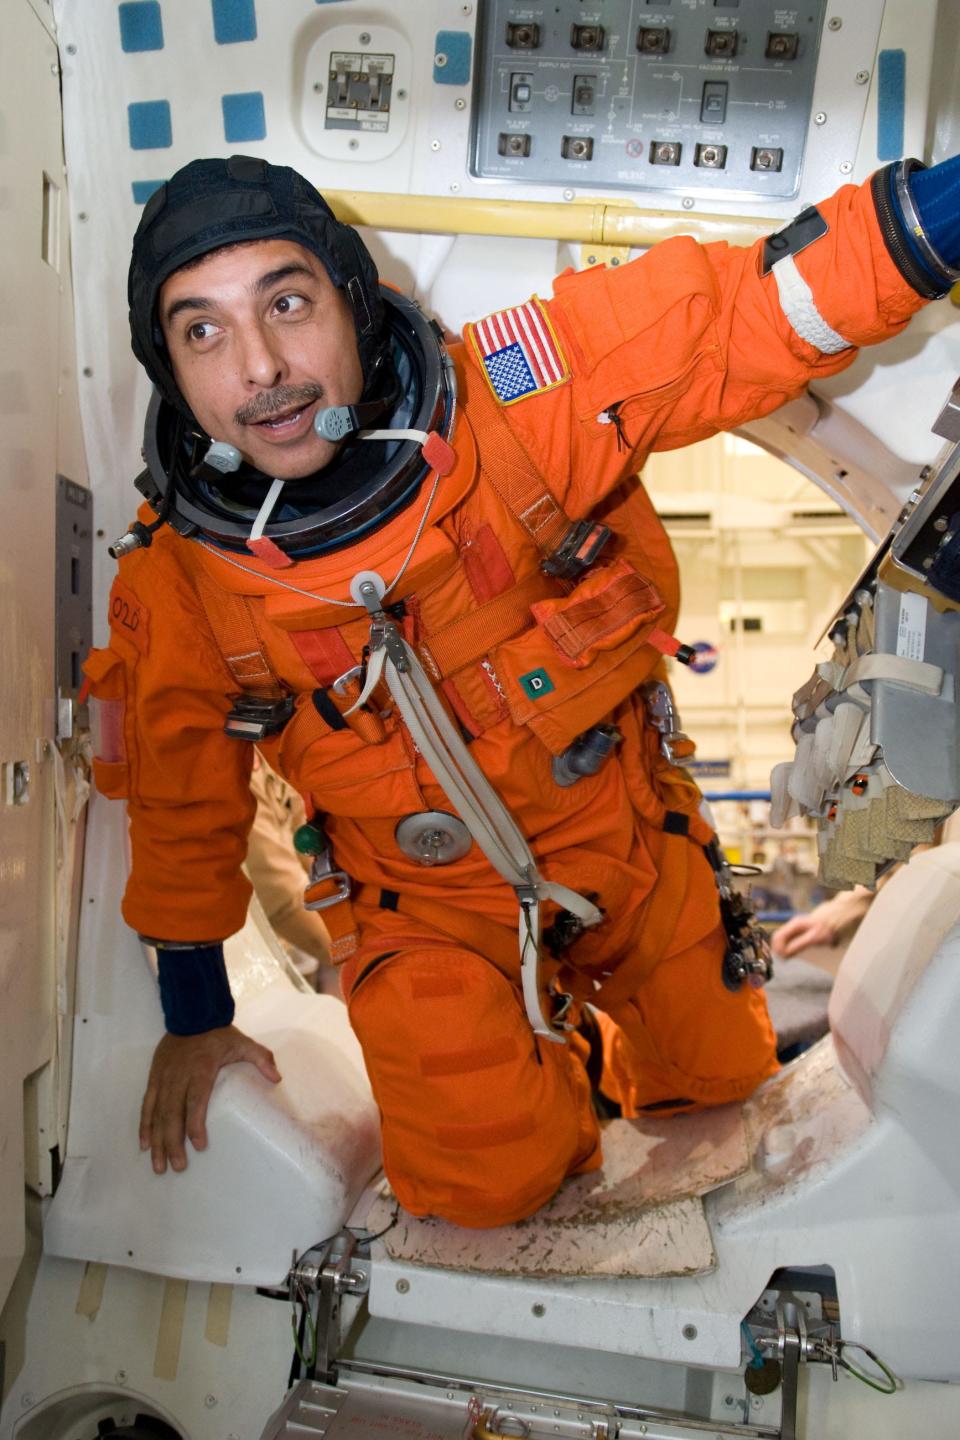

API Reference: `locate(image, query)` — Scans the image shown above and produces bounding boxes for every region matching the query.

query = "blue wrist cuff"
[910,153,960,272]
[156,944,235,1036]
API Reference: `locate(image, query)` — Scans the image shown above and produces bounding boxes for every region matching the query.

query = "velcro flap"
[531,558,665,669]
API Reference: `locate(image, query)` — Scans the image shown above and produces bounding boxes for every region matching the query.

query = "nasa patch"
[469,299,570,405]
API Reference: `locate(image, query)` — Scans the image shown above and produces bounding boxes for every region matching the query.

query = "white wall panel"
[0,0,73,1318]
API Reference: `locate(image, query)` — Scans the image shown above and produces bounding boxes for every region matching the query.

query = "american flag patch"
[470,299,570,405]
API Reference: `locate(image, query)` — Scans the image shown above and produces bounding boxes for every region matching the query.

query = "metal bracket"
[641,680,695,764]
[289,1231,371,1383]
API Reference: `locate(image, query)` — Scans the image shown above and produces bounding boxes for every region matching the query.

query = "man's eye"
[187,321,217,342]
[273,293,307,316]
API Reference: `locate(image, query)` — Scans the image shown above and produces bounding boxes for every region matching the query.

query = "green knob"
[293,822,326,856]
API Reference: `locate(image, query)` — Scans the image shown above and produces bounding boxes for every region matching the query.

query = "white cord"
[249,477,285,542]
[195,456,444,608]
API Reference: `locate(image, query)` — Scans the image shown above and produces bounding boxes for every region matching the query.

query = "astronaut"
[86,153,960,1228]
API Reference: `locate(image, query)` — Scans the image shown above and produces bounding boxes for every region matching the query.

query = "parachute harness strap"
[349,575,601,1040]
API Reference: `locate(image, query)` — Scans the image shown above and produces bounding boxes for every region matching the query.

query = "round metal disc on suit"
[395,811,473,866]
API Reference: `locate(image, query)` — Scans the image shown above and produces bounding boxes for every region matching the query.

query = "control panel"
[472,0,828,199]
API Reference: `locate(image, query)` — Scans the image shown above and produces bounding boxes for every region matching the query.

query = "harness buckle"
[541,519,612,580]
[331,664,365,697]
[304,847,352,911]
[223,693,294,741]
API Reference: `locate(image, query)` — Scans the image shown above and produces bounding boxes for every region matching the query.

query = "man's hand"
[139,1025,282,1174]
[771,888,873,959]
[771,911,839,958]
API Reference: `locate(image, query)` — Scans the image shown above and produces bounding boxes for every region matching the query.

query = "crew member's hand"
[771,910,839,957]
[139,1024,282,1174]
[771,888,872,959]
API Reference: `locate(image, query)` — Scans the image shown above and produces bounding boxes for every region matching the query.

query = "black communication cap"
[128,154,385,417]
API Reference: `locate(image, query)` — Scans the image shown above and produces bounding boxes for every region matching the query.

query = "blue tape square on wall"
[222,91,266,143]
[132,179,165,204]
[128,100,172,150]
[877,49,906,162]
[119,2,164,52]
[434,31,472,86]
[212,0,257,44]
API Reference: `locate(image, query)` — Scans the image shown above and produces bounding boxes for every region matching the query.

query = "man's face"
[159,238,364,479]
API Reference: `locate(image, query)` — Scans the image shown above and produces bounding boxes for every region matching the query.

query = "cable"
[836,1342,899,1395]
[740,1320,766,1370]
[350,1202,401,1245]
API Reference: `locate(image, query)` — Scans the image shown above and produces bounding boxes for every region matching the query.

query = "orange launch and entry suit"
[89,176,927,1227]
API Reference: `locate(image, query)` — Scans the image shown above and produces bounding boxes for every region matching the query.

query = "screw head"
[828,16,843,29]
[435,52,448,68]
[855,69,870,84]
[450,182,461,192]
[115,1370,128,1384]
[82,366,93,377]
[431,139,441,151]
[455,97,466,110]
[65,42,77,54]
[682,1323,698,1340]
[935,516,949,531]
[349,138,359,149]
[21,1393,33,1410]
[839,161,853,174]
[682,197,695,210]
[396,1278,410,1293]
[532,1302,546,1317]
[359,32,371,45]
[314,81,324,93]
[815,112,827,125]
[563,188,575,201]
[204,1394,218,1409]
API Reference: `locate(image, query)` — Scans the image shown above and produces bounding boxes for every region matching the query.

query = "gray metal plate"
[472,0,827,200]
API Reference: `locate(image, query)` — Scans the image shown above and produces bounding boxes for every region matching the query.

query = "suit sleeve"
[525,174,930,510]
[84,539,255,942]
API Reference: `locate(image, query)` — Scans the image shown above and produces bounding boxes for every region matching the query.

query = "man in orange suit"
[87,152,958,1225]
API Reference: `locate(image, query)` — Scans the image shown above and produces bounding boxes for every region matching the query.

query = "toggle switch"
[700,80,728,123]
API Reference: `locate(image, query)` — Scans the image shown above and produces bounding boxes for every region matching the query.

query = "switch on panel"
[510,73,533,111]
[700,81,728,124]
[705,29,738,57]
[637,26,670,54]
[506,22,540,49]
[572,74,596,115]
[650,140,681,165]
[766,32,799,59]
[751,146,783,171]
[571,24,604,51]
[561,135,594,160]
[694,143,727,168]
[498,132,532,156]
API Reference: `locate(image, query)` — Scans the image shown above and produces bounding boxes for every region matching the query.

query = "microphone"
[314,399,393,442]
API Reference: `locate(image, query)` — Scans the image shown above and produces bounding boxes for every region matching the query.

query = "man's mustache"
[236,383,324,426]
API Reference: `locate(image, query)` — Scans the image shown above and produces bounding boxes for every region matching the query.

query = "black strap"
[312,687,348,731]
[663,810,690,836]
[762,205,829,275]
